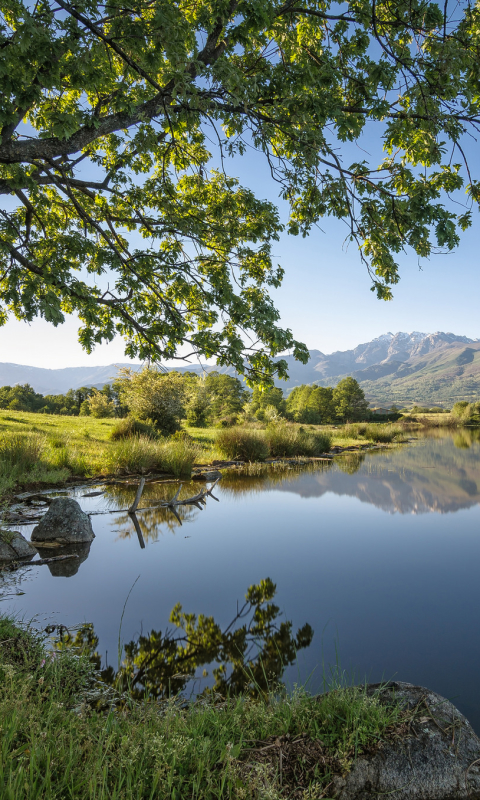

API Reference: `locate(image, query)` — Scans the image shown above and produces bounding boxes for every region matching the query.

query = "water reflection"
[266,432,480,514]
[54,578,313,700]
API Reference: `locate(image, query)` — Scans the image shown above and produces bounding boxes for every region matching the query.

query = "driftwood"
[160,478,221,511]
[129,512,146,549]
[129,477,146,513]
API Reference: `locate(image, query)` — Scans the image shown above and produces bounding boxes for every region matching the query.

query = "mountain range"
[1,331,480,406]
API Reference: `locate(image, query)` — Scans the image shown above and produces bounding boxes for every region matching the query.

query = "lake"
[2,429,480,728]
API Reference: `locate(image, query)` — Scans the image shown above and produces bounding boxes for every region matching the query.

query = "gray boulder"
[31,498,94,544]
[333,681,480,799]
[0,530,37,562]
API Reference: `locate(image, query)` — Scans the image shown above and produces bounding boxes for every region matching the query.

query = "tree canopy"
[1,0,480,382]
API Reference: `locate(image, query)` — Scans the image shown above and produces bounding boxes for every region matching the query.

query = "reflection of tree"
[219,462,333,498]
[335,453,366,475]
[55,579,313,700]
[105,482,202,541]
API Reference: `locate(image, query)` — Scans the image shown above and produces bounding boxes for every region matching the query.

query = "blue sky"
[1,127,479,369]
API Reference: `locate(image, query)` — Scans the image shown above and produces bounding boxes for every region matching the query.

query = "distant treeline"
[0,383,118,417]
[0,369,394,430]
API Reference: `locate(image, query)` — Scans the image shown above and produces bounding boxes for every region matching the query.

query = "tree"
[202,371,250,423]
[332,377,369,422]
[248,385,286,421]
[2,1,480,382]
[0,383,44,412]
[82,388,116,418]
[286,384,335,423]
[116,367,185,433]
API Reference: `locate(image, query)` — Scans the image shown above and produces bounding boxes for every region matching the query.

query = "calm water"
[2,430,480,727]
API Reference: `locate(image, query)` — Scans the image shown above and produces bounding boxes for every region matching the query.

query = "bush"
[109,417,158,441]
[116,367,185,434]
[363,424,403,443]
[265,423,331,457]
[216,427,269,461]
[158,439,200,477]
[102,435,199,476]
[215,414,239,428]
[0,431,44,473]
[102,435,165,475]
[82,390,116,418]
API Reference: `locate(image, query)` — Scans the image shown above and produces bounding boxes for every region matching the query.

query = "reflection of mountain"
[271,435,480,515]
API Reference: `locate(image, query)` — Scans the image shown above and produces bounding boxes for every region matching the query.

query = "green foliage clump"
[265,423,331,457]
[157,438,200,478]
[0,384,118,416]
[81,390,116,419]
[101,435,165,475]
[185,372,250,427]
[216,428,270,462]
[115,368,185,435]
[109,417,158,441]
[452,401,480,423]
[248,385,286,421]
[0,431,68,493]
[101,435,199,476]
[286,385,336,424]
[332,378,370,422]
[287,380,369,424]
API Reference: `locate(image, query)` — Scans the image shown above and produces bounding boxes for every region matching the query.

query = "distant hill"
[0,363,140,395]
[1,331,480,406]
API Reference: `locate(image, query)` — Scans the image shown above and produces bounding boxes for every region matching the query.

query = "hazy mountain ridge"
[1,331,480,405]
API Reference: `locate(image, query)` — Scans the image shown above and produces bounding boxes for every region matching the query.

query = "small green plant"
[216,427,269,461]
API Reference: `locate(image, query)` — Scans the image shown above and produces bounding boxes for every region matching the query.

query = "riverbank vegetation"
[1,367,477,500]
[0,410,409,501]
[0,612,410,800]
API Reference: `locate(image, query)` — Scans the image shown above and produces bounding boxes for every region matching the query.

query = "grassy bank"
[0,411,408,501]
[0,614,410,800]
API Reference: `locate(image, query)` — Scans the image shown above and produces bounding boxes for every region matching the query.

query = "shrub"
[83,390,116,418]
[158,439,200,477]
[265,423,331,457]
[116,367,185,434]
[363,424,403,443]
[102,436,164,475]
[216,427,269,461]
[109,417,158,441]
[102,435,199,476]
[215,414,239,428]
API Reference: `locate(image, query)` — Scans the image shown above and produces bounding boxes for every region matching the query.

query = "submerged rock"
[333,681,480,799]
[0,530,37,562]
[31,498,95,544]
[192,470,222,482]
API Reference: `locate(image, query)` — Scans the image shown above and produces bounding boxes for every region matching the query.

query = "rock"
[31,498,95,544]
[0,530,37,562]
[34,542,92,577]
[192,470,222,482]
[332,681,480,799]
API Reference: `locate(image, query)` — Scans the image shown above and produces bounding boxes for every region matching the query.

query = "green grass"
[0,614,411,800]
[0,411,409,500]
